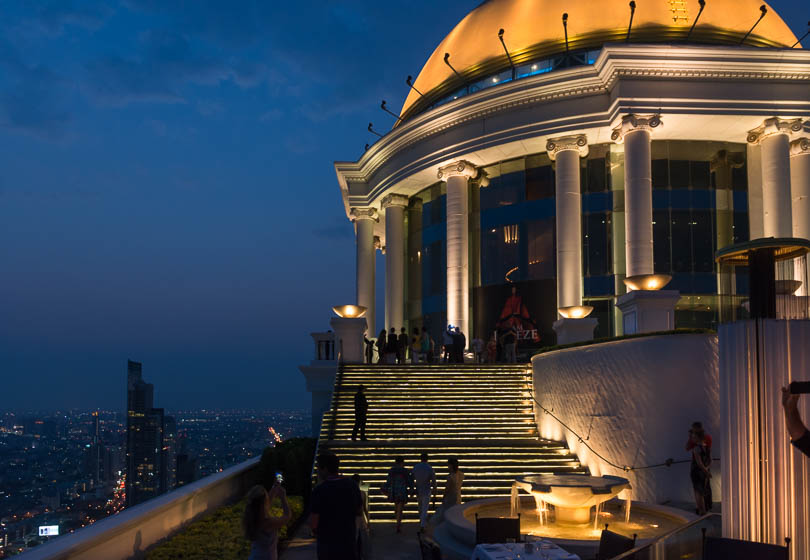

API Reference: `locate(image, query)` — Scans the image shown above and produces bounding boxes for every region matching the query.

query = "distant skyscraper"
[161,415,177,491]
[125,360,165,507]
[85,410,102,486]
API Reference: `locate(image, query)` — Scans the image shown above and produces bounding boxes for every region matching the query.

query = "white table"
[471,541,580,560]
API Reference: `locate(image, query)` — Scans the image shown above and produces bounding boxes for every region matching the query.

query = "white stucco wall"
[531,333,719,504]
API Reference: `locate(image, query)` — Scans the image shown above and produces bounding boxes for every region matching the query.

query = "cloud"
[33,1,115,35]
[0,39,72,139]
[83,30,269,106]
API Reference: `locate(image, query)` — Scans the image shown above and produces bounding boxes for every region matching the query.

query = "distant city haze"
[0,0,806,411]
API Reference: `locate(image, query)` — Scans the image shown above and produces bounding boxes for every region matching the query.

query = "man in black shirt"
[352,385,368,441]
[398,327,408,364]
[310,453,363,560]
[782,386,810,458]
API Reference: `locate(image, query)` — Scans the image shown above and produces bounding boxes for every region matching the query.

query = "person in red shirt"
[685,421,713,511]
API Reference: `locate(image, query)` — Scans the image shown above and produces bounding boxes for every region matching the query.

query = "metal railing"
[609,513,721,560]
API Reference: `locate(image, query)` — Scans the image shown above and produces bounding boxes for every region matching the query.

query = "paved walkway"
[281,522,422,560]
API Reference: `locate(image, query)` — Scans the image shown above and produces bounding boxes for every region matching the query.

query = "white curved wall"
[531,333,719,504]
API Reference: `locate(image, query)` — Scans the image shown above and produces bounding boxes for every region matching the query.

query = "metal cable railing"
[529,390,718,472]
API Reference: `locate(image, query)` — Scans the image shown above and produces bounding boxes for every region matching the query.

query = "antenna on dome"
[406,75,423,97]
[498,29,516,80]
[686,0,706,41]
[368,123,383,138]
[792,22,810,48]
[562,13,569,62]
[444,53,468,93]
[626,1,636,42]
[380,100,402,122]
[740,4,767,45]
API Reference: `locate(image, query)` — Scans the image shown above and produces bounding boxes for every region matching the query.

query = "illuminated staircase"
[316,364,587,522]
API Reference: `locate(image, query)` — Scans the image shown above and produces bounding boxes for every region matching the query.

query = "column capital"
[610,114,662,143]
[746,117,804,144]
[437,160,477,180]
[790,137,810,157]
[546,135,589,160]
[349,207,378,222]
[381,193,409,209]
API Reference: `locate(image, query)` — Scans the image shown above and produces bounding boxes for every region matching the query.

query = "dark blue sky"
[0,1,806,412]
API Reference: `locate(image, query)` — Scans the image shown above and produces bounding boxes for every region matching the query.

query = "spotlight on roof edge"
[626,1,636,42]
[740,4,768,45]
[686,0,706,41]
[405,75,423,97]
[367,122,383,138]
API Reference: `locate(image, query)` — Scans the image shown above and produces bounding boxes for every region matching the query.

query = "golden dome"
[400,0,800,120]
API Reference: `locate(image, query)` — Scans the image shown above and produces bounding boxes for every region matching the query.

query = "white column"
[747,118,803,238]
[547,135,588,313]
[790,137,810,240]
[438,161,477,341]
[611,114,661,278]
[350,208,377,335]
[382,194,408,333]
[747,144,765,240]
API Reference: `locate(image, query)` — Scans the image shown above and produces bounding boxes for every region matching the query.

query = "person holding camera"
[782,384,810,458]
[243,482,291,560]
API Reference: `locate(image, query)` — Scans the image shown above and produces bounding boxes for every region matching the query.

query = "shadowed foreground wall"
[531,333,719,503]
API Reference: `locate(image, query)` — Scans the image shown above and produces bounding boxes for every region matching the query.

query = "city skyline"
[1,0,808,412]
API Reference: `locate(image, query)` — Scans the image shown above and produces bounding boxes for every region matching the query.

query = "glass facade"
[404,140,749,346]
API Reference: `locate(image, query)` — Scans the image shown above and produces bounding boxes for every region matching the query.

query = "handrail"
[609,513,720,559]
[529,390,718,473]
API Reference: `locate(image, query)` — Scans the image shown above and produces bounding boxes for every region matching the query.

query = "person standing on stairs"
[382,456,414,534]
[435,457,464,523]
[385,327,398,364]
[352,385,368,441]
[412,453,437,529]
[375,330,386,364]
[398,327,409,364]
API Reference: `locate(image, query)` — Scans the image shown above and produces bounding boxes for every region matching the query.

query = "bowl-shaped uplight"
[332,305,367,318]
[558,305,594,319]
[623,274,672,291]
[775,279,802,295]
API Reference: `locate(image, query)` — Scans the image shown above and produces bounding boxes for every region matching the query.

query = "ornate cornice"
[381,193,409,209]
[437,160,477,181]
[789,137,810,157]
[610,114,662,143]
[349,207,378,222]
[546,135,589,160]
[334,44,810,213]
[746,117,804,144]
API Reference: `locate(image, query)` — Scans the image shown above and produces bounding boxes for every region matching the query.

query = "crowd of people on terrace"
[363,324,522,365]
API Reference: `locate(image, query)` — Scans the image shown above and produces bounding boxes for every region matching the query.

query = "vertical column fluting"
[747,118,804,238]
[438,161,477,341]
[790,137,810,240]
[612,115,661,278]
[547,135,588,313]
[382,194,408,333]
[350,208,377,335]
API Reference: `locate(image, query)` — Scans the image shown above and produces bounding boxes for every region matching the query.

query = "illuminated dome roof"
[400,0,799,120]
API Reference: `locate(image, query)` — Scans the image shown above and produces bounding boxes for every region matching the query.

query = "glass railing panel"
[611,513,721,560]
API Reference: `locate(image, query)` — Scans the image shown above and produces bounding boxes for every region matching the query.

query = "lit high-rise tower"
[125,360,165,507]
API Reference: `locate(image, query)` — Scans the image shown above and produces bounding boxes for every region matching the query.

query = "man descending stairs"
[316,364,587,522]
